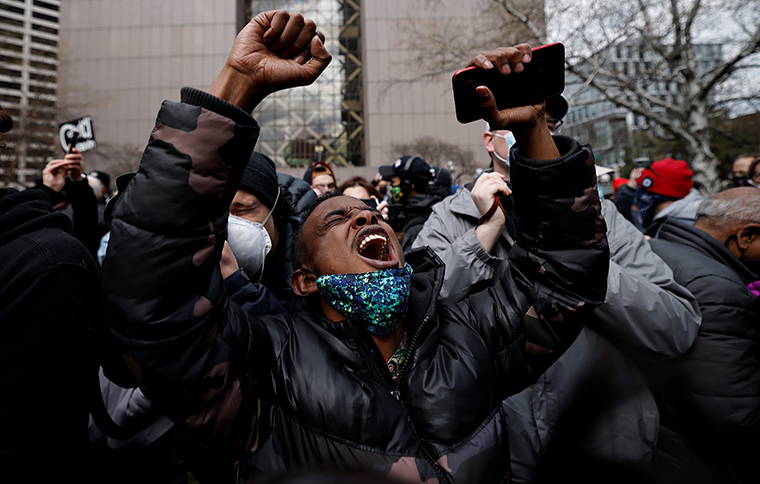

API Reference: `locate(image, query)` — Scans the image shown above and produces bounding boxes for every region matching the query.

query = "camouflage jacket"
[102,88,609,483]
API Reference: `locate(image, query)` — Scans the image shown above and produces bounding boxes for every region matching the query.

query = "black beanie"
[239,151,279,210]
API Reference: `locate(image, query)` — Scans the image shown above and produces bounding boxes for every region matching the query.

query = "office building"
[0,0,60,188]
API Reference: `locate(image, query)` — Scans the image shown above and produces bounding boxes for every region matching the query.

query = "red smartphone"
[452,42,565,124]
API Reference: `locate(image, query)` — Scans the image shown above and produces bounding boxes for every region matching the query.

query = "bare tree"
[408,0,760,194]
[391,136,480,184]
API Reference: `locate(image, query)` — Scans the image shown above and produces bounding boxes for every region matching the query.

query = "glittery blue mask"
[305,264,412,335]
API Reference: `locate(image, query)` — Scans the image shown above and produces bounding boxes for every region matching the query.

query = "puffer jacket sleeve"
[102,87,267,456]
[508,136,608,359]
[593,200,701,359]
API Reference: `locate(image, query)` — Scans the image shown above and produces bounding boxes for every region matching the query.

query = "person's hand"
[471,172,511,227]
[467,45,560,160]
[42,159,70,193]
[628,167,642,188]
[472,172,512,254]
[64,147,84,182]
[220,241,240,279]
[374,197,389,221]
[209,10,332,111]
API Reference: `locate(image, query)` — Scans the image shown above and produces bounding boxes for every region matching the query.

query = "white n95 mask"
[227,215,273,281]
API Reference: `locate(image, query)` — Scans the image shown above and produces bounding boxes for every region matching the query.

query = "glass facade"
[247,0,364,167]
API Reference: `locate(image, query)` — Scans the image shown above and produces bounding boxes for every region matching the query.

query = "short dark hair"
[290,191,382,270]
[291,191,344,270]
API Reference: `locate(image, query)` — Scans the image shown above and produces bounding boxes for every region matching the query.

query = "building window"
[248,0,364,167]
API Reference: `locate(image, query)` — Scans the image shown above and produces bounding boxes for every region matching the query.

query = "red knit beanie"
[613,177,628,194]
[636,158,693,199]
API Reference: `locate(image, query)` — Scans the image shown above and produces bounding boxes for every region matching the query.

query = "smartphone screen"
[360,198,378,209]
[452,43,565,124]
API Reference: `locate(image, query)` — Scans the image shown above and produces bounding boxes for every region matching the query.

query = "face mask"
[227,190,278,281]
[724,234,760,278]
[733,175,749,187]
[303,263,413,335]
[492,131,516,166]
[635,188,670,228]
[390,185,405,203]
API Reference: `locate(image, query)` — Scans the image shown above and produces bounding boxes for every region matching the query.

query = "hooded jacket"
[102,88,609,483]
[649,220,760,483]
[0,188,101,476]
[652,188,704,226]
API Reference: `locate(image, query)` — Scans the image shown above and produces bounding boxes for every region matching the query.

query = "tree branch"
[698,27,760,100]
[494,0,547,45]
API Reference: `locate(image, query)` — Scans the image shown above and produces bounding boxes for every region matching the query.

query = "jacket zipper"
[355,319,450,484]
[398,314,430,382]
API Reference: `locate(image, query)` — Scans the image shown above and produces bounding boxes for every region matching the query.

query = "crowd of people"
[0,9,758,484]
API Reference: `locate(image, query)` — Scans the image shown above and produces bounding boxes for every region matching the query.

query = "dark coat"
[650,220,760,484]
[0,188,101,477]
[102,87,610,483]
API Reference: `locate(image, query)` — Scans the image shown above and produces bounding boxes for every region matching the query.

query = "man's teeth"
[359,234,387,251]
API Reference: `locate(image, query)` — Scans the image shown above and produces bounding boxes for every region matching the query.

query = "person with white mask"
[223,151,316,305]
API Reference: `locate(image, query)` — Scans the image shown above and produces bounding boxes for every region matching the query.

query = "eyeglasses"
[545,117,564,132]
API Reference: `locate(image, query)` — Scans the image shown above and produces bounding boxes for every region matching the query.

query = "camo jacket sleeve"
[473,136,611,388]
[102,88,265,455]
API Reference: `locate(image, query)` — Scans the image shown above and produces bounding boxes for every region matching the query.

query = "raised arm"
[102,10,330,454]
[447,45,609,389]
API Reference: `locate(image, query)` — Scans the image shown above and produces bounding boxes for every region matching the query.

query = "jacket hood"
[0,189,71,247]
[654,218,757,285]
[654,188,703,223]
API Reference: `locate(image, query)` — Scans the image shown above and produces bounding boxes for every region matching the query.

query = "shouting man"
[102,10,609,482]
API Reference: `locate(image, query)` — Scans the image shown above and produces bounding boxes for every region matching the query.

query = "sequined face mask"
[301,263,413,335]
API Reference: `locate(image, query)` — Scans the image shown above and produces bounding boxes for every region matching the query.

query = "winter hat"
[239,151,279,210]
[545,95,569,121]
[613,177,628,194]
[308,161,336,186]
[379,156,432,189]
[636,158,693,199]
[88,170,111,194]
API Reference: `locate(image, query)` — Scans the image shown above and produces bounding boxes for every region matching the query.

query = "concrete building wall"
[362,0,486,173]
[56,0,543,183]
[58,0,242,150]
[360,0,545,182]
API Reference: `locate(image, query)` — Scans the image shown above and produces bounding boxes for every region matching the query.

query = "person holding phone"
[337,175,389,220]
[102,16,611,483]
[415,52,700,484]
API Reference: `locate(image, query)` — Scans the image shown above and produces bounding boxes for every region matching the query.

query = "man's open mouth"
[356,227,398,268]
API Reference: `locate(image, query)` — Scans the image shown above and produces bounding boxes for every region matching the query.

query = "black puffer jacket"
[102,88,609,483]
[649,220,760,483]
[258,174,317,299]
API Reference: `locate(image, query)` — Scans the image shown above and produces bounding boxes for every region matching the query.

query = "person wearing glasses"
[544,94,567,134]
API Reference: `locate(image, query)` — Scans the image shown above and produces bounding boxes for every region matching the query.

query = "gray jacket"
[653,188,704,225]
[415,194,702,481]
[412,187,514,300]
